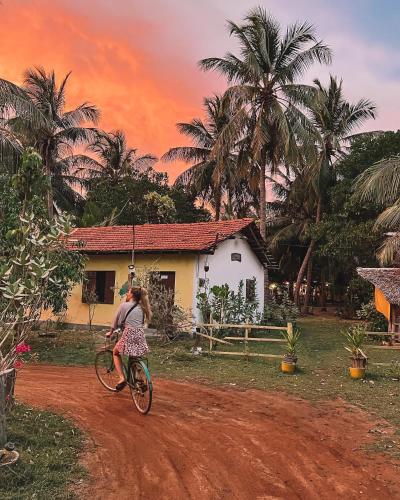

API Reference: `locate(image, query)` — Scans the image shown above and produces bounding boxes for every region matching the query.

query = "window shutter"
[104,271,116,304]
[82,271,97,303]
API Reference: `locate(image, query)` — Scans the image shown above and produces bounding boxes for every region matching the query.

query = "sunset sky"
[1,0,400,181]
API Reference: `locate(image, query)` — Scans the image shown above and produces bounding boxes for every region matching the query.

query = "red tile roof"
[67,219,256,254]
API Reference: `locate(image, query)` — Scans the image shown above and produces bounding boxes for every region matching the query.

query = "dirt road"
[16,365,400,499]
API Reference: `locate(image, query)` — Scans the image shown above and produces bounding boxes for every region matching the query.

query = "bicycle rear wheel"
[95,350,118,391]
[129,359,152,414]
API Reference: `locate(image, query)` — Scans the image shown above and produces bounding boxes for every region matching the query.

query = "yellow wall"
[374,287,391,320]
[49,253,196,327]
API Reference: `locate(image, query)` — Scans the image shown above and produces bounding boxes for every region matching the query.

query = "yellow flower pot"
[349,367,366,379]
[281,361,296,374]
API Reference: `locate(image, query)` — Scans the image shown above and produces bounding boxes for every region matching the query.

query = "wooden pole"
[244,326,250,358]
[287,322,293,336]
[209,327,213,353]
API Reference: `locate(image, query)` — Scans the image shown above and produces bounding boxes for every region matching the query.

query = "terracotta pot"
[281,361,296,374]
[349,367,366,379]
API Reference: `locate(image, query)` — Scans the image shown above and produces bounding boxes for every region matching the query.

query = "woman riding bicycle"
[107,286,152,391]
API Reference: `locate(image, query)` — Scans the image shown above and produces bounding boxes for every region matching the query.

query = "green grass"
[1,403,85,499]
[29,318,400,456]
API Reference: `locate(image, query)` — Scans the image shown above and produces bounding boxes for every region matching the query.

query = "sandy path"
[16,365,400,499]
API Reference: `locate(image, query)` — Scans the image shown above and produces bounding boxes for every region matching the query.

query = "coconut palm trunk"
[259,162,270,306]
[303,257,313,313]
[294,197,322,305]
[44,143,54,218]
[214,184,222,221]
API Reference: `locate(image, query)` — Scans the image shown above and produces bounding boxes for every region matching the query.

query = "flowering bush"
[12,343,33,371]
[0,149,85,444]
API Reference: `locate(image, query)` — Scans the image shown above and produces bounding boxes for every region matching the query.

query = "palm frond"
[60,103,100,127]
[354,156,400,205]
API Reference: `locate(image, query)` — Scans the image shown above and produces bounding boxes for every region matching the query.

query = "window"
[246,279,256,302]
[82,271,115,304]
[149,271,176,296]
[231,253,242,262]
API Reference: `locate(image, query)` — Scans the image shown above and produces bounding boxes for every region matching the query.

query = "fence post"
[209,327,213,353]
[244,326,250,358]
[287,322,293,336]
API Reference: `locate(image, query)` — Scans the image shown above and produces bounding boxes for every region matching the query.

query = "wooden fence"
[365,331,400,366]
[366,331,400,350]
[195,322,292,359]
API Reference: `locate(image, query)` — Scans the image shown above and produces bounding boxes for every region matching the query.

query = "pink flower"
[13,359,24,370]
[15,342,31,354]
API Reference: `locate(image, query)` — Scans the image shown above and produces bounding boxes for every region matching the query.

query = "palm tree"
[354,155,400,264]
[0,78,48,170]
[85,129,157,185]
[293,76,375,304]
[267,157,318,309]
[162,94,241,220]
[199,7,332,238]
[1,67,100,216]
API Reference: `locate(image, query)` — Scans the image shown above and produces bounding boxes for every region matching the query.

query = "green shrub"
[263,292,299,326]
[356,300,388,332]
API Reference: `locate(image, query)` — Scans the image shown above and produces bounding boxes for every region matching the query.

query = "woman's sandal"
[115,381,127,391]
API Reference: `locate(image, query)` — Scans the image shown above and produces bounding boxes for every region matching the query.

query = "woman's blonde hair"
[130,286,152,323]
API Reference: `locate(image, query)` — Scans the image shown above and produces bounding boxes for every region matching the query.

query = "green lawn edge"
[1,403,86,500]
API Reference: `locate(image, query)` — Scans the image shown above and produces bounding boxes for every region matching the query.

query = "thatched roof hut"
[357,268,400,304]
[357,267,400,331]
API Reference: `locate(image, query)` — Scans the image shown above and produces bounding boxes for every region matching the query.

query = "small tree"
[0,149,85,445]
[83,287,98,331]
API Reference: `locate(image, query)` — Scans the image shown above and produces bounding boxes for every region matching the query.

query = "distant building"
[55,219,272,327]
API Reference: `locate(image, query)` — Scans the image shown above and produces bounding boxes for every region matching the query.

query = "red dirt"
[16,365,400,499]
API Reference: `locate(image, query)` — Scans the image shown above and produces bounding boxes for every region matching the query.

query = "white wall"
[192,236,265,322]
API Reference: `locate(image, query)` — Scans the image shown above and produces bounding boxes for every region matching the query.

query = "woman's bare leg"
[112,346,126,384]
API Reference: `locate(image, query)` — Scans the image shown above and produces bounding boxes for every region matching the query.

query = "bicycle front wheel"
[129,360,153,414]
[95,350,118,392]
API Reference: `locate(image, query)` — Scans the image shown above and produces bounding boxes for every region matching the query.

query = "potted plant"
[343,325,368,379]
[281,327,300,374]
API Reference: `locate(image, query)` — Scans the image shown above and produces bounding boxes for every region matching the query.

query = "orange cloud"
[0,0,222,180]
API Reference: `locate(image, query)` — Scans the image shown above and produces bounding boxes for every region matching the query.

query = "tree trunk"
[294,240,314,306]
[45,143,54,219]
[288,277,294,300]
[258,162,270,307]
[303,258,313,314]
[0,373,7,446]
[294,197,322,306]
[259,163,266,239]
[320,268,327,311]
[214,186,222,221]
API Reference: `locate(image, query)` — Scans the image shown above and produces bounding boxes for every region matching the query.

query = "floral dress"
[112,302,149,357]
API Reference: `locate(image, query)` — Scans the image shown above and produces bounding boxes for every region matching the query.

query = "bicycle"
[94,330,153,415]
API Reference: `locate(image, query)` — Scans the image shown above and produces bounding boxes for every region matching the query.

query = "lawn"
[1,403,85,499]
[29,317,400,454]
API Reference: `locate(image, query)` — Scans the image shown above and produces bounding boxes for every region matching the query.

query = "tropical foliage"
[197,280,261,325]
[1,5,399,323]
[0,68,99,216]
[0,149,85,443]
